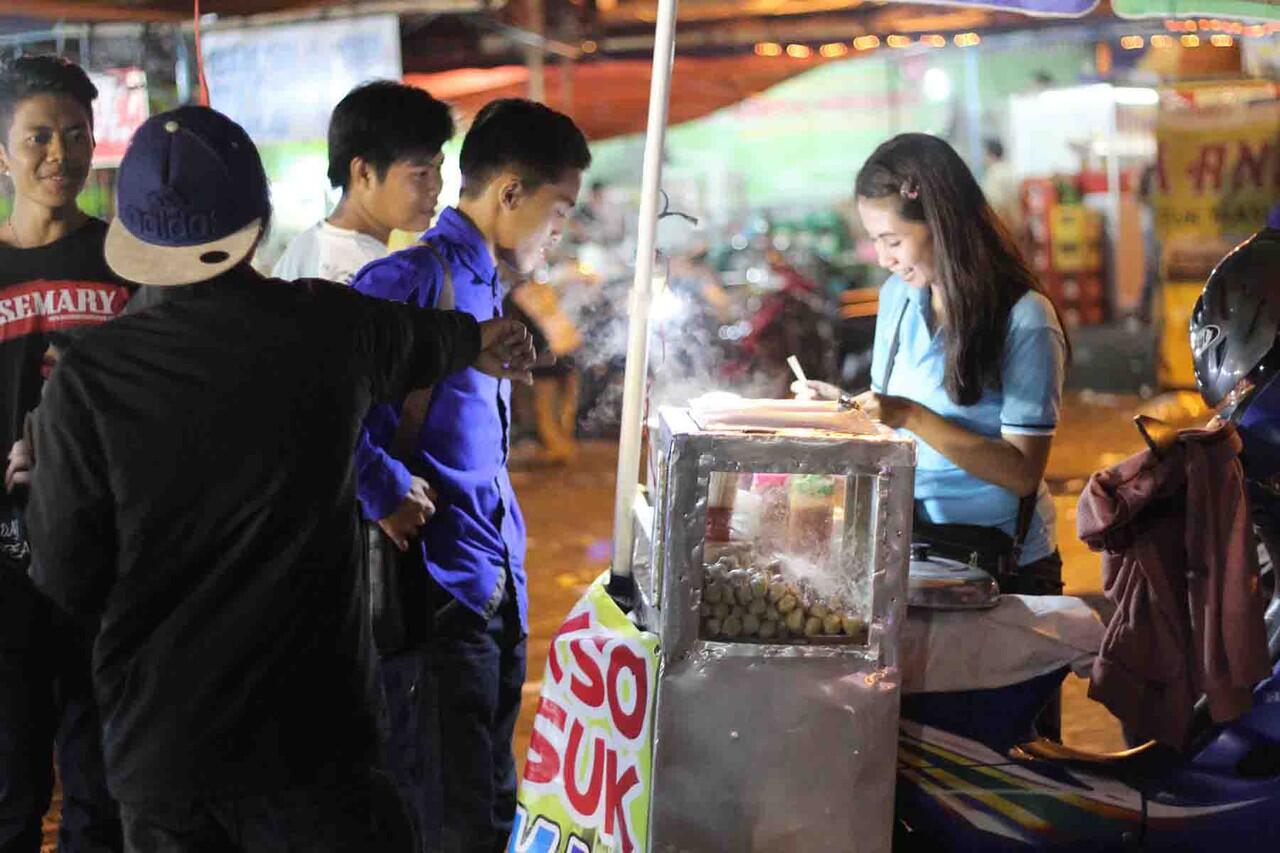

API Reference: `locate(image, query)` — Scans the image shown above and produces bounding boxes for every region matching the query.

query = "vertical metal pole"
[175,25,191,105]
[526,0,546,103]
[1107,87,1122,318]
[610,0,679,579]
[559,52,574,113]
[963,45,982,174]
[887,56,901,135]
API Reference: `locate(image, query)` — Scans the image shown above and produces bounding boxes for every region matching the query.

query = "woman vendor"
[797,133,1068,594]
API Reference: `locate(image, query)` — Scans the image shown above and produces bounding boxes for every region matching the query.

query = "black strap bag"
[365,241,454,654]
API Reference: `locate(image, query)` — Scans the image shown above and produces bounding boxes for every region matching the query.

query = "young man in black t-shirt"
[0,55,129,852]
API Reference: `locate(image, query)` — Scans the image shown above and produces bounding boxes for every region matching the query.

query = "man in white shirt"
[274,81,452,284]
[981,138,1022,240]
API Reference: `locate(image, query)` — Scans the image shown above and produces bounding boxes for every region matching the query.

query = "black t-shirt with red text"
[1,218,131,578]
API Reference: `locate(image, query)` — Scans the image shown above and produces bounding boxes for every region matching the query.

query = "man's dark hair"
[326,81,454,190]
[0,54,98,140]
[459,98,591,197]
[984,138,1004,161]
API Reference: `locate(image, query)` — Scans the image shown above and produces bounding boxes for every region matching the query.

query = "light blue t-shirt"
[870,275,1067,565]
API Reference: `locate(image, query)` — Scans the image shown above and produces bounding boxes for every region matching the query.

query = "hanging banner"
[880,0,1280,19]
[88,68,149,167]
[510,575,659,853]
[917,0,1098,15]
[201,14,401,143]
[1153,80,1279,388]
[1153,81,1280,252]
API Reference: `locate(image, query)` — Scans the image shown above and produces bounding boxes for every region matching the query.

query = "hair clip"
[900,181,919,201]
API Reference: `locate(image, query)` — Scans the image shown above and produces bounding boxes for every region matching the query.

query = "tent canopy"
[9,0,1278,26]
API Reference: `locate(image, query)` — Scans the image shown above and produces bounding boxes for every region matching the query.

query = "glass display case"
[644,406,916,851]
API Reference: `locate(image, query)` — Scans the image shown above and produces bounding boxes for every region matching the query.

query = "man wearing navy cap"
[23,105,538,853]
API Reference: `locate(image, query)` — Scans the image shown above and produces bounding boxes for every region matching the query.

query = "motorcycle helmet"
[1190,222,1280,479]
[1191,225,1280,419]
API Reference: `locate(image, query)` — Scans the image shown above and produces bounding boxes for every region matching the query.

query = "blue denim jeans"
[379,577,526,853]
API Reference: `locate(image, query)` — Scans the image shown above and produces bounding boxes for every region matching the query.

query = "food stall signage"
[513,576,659,853]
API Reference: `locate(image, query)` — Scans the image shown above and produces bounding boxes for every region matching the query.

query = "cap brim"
[105,217,262,286]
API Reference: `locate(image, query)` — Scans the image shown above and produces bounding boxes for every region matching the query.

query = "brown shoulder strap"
[389,240,454,460]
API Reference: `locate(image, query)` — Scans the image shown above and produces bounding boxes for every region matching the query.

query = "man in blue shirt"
[352,98,590,853]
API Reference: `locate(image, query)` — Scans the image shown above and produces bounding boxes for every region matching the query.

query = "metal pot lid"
[907,543,1000,610]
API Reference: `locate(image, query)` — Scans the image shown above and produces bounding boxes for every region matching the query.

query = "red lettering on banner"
[528,608,653,848]
[1187,143,1228,193]
[1154,144,1170,194]
[1233,141,1274,191]
[604,749,640,853]
[547,611,591,684]
[607,646,648,741]
[570,640,605,707]
[524,697,568,785]
[564,720,605,817]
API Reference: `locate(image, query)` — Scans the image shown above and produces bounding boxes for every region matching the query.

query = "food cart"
[513,401,915,852]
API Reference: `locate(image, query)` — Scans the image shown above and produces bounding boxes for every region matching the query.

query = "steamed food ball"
[809,602,830,620]
[842,614,868,640]
[758,619,778,640]
[721,614,743,638]
[803,616,823,637]
[742,613,761,636]
[784,608,805,633]
[705,617,722,636]
[748,599,767,617]
[703,581,724,604]
[764,604,779,622]
[713,602,730,620]
[822,613,843,635]
[777,594,799,614]
[767,581,788,604]
[749,572,769,600]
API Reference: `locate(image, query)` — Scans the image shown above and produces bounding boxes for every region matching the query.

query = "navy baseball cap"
[105,106,270,286]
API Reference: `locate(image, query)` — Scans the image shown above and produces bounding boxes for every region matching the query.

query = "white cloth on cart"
[900,595,1105,694]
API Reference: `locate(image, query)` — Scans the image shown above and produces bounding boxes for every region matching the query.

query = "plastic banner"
[88,68,149,167]
[201,14,401,143]
[509,575,659,853]
[898,0,1098,15]
[1154,82,1280,249]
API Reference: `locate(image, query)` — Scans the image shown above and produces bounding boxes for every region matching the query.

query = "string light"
[754,42,782,57]
[853,35,880,51]
[954,33,981,47]
[580,40,598,54]
[922,34,946,48]
[1120,35,1144,49]
[786,44,812,59]
[1211,34,1234,47]
[1151,34,1175,48]
[819,42,849,58]
[1181,34,1201,47]
[886,34,911,48]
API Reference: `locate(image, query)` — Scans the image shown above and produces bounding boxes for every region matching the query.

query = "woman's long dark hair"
[856,133,1063,407]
